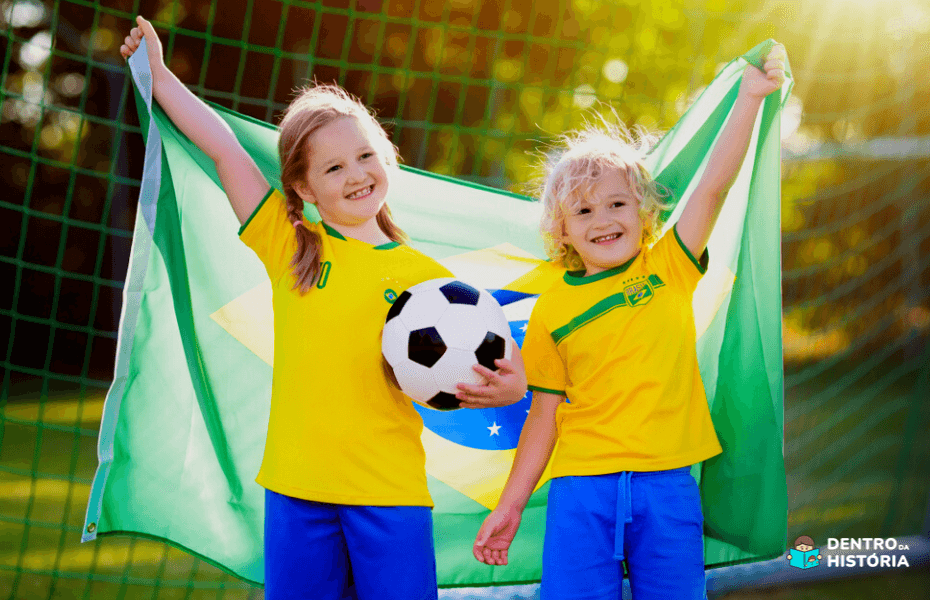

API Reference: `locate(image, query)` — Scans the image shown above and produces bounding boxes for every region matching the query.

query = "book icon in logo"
[787,535,822,569]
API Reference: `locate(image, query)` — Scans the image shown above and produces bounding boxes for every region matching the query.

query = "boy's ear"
[294,181,316,204]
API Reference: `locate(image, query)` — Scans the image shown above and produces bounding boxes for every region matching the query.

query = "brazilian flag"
[83,40,792,587]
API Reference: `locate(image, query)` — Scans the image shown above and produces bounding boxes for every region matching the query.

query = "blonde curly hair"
[539,123,672,270]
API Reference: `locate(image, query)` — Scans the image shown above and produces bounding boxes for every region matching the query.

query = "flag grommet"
[86,523,96,534]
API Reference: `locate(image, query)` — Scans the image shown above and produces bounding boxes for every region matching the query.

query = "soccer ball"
[382,278,513,411]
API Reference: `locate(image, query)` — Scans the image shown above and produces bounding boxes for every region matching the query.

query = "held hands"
[456,342,528,409]
[119,16,164,69]
[473,507,522,566]
[741,43,788,98]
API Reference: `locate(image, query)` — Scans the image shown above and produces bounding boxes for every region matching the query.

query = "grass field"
[1,357,928,599]
[0,387,258,599]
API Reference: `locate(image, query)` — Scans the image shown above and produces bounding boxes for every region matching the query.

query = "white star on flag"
[488,422,501,436]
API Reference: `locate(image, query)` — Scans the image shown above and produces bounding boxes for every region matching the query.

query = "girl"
[121,16,526,600]
[471,45,788,599]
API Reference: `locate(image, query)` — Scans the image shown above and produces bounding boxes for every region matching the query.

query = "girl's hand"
[120,16,165,70]
[456,346,527,409]
[473,507,522,566]
[740,43,787,98]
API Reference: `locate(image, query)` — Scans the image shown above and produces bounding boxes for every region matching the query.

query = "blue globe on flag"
[414,289,537,451]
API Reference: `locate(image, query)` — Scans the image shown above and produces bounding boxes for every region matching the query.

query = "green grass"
[0,387,260,599]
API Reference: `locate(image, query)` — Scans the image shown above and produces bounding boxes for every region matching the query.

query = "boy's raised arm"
[121,16,269,225]
[676,43,787,258]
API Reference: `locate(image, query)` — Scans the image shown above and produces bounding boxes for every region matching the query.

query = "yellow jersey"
[522,226,722,477]
[240,189,451,506]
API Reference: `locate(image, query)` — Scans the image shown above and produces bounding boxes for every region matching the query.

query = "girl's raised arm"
[676,44,787,259]
[121,16,269,225]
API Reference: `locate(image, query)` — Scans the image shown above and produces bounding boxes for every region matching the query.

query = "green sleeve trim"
[238,187,276,237]
[528,385,565,396]
[673,224,709,274]
[374,241,401,250]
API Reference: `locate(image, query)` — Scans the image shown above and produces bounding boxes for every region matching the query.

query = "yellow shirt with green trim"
[239,189,451,506]
[522,226,722,477]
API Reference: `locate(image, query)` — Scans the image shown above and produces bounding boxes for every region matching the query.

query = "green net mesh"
[1,0,928,597]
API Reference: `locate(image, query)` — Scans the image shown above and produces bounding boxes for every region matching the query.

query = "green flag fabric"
[83,40,792,587]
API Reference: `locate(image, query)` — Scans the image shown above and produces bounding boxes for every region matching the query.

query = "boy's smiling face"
[562,169,644,276]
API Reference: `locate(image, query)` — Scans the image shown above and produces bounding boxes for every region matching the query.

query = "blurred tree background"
[1,0,928,598]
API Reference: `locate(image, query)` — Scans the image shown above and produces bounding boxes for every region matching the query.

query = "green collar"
[322,222,347,240]
[322,222,399,250]
[563,252,639,286]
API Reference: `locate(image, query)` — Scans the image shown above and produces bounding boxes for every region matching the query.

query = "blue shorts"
[542,468,706,600]
[264,490,438,600]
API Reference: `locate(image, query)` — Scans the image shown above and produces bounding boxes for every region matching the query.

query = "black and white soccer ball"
[382,278,512,411]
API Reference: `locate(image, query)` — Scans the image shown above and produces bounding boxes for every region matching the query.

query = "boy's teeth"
[593,233,619,242]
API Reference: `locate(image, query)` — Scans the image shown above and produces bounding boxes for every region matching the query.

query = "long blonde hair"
[278,84,408,293]
[539,123,672,270]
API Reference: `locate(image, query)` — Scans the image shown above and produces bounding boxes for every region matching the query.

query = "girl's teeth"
[348,186,372,199]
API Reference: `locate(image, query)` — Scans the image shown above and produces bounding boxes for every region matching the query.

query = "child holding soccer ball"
[472,44,788,599]
[121,16,526,600]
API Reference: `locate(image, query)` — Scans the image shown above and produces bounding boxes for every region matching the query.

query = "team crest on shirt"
[625,280,654,306]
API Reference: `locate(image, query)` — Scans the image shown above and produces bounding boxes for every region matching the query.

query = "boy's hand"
[473,508,522,566]
[741,43,787,98]
[120,16,164,69]
[456,343,527,409]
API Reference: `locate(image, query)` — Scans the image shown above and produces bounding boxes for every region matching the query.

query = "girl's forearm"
[150,63,245,166]
[148,61,268,223]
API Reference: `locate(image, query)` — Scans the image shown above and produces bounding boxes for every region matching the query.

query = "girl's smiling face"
[296,116,390,235]
[562,169,644,276]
